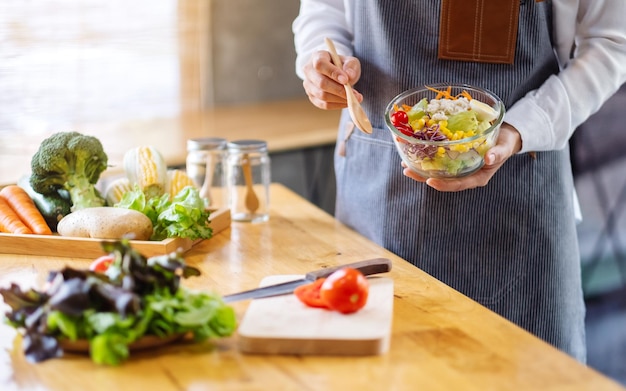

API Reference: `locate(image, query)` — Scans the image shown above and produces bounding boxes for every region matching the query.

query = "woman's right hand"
[302,50,362,110]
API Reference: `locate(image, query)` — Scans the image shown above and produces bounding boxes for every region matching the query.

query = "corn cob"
[123,146,168,199]
[167,169,196,198]
[104,177,133,206]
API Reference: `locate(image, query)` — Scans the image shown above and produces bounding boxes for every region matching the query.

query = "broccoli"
[30,131,108,211]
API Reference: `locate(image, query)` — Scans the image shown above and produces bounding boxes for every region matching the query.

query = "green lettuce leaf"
[447,110,478,132]
[90,333,130,366]
[407,98,428,122]
[152,186,212,241]
[477,120,492,133]
[47,311,80,341]
[115,184,159,224]
[116,185,212,241]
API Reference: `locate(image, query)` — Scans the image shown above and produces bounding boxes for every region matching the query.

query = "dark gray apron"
[334,0,586,361]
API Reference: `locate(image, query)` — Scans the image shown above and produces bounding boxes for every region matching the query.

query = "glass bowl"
[384,83,505,179]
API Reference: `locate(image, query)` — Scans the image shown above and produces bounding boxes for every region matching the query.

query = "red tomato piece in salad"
[390,110,409,127]
[395,124,415,137]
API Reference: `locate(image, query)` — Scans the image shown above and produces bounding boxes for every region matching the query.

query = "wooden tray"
[0,208,230,258]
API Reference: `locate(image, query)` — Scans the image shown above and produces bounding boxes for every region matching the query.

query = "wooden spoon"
[241,154,260,213]
[324,37,373,134]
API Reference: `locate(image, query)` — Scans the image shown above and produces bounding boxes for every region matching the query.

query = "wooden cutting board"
[237,275,394,356]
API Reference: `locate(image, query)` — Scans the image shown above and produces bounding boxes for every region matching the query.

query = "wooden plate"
[0,207,230,258]
[59,333,186,353]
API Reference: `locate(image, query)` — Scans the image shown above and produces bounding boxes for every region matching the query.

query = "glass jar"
[226,140,270,222]
[186,137,228,209]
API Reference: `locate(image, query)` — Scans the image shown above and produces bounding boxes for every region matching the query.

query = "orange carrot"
[0,196,32,234]
[0,185,52,235]
[425,85,441,95]
[425,85,454,100]
[460,90,473,100]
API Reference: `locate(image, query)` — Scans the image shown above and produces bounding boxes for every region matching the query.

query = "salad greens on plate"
[0,240,236,365]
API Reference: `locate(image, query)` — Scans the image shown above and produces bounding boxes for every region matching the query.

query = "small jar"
[226,140,270,222]
[186,137,228,209]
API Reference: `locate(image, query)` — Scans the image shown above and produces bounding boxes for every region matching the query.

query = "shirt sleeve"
[292,0,353,80]
[506,0,626,153]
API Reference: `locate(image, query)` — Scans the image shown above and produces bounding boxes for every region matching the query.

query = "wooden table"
[0,184,623,391]
[0,99,340,187]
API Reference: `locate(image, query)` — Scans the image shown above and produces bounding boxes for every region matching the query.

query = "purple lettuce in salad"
[403,124,448,159]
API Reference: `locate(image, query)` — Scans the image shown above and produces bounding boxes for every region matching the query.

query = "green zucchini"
[17,176,72,232]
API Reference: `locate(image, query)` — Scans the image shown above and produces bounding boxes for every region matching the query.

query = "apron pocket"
[438,0,520,64]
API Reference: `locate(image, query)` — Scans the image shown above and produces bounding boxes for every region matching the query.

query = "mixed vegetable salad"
[388,85,502,177]
[0,240,236,365]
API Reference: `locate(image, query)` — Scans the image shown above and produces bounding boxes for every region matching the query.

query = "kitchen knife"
[221,258,392,303]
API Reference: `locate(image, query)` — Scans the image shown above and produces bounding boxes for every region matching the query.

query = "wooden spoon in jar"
[324,37,373,134]
[241,154,259,214]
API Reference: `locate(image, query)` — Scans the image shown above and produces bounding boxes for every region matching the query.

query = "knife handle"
[305,258,392,280]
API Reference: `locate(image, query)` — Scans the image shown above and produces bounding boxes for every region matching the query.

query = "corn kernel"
[411,118,426,130]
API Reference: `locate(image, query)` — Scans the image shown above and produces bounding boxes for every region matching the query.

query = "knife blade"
[221,257,392,303]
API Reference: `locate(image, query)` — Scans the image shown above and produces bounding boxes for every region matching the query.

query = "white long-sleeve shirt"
[293,0,626,153]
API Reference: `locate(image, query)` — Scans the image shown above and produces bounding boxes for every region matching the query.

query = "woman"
[293,0,626,362]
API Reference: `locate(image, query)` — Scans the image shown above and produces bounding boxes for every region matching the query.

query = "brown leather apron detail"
[438,0,520,64]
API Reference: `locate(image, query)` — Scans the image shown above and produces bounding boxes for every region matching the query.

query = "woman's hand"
[402,123,523,191]
[302,50,362,110]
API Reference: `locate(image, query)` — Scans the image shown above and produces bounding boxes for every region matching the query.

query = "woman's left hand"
[402,123,523,192]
